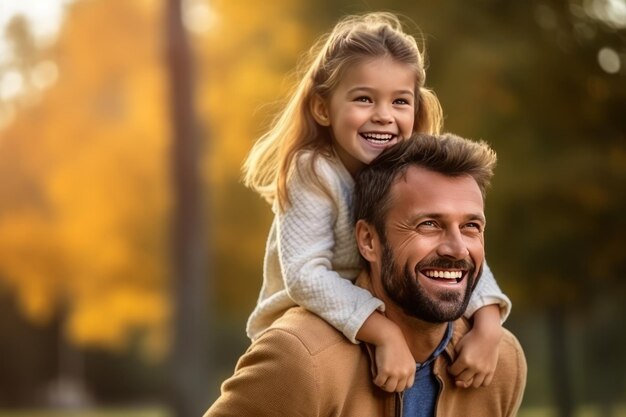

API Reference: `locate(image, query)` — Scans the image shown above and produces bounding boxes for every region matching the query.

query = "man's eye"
[465,223,482,231]
[418,221,436,228]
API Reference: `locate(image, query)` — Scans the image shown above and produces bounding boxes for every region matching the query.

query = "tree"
[165,0,211,416]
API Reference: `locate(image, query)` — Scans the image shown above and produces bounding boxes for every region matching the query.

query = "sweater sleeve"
[464,261,512,323]
[277,156,383,343]
[204,329,320,417]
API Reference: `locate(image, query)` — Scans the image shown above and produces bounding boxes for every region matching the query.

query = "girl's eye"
[394,98,411,105]
[355,96,372,103]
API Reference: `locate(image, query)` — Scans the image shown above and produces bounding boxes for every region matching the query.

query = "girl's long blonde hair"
[242,12,443,210]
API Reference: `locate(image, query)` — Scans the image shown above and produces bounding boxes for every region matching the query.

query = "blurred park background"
[0,0,625,416]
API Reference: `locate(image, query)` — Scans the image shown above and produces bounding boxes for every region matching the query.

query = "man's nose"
[436,229,470,260]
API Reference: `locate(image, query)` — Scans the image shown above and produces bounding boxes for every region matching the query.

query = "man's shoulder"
[208,308,382,417]
[259,307,357,356]
[499,327,527,376]
[501,328,524,353]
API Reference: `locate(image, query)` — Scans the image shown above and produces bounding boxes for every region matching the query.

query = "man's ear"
[355,219,379,263]
[310,94,331,126]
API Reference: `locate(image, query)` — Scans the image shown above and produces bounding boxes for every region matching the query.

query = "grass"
[0,408,169,417]
[518,404,626,417]
[1,405,625,417]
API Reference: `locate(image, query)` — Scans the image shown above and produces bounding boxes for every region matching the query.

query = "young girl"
[243,12,511,392]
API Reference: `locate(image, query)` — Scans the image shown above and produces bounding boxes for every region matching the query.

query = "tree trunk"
[165,1,211,416]
[547,307,574,417]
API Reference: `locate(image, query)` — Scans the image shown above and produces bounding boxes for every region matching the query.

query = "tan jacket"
[205,307,527,417]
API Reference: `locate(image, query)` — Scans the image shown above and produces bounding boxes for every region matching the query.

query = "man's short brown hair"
[353,132,497,243]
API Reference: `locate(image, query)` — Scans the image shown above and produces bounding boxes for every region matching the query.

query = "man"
[205,133,527,417]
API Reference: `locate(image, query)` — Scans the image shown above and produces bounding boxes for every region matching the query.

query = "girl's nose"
[372,105,393,124]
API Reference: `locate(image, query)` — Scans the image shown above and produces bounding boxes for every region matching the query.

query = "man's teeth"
[424,270,463,279]
[361,133,394,142]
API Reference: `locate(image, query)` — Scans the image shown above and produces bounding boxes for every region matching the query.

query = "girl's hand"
[357,311,415,392]
[373,332,415,392]
[448,304,502,388]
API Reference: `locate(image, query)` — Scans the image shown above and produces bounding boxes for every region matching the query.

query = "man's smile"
[421,269,465,284]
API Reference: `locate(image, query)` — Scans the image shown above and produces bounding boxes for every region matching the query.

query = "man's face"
[375,166,486,323]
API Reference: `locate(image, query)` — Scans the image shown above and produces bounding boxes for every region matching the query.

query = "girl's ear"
[311,94,331,126]
[355,219,379,263]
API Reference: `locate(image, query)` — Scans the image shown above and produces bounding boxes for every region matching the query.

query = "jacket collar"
[443,317,471,363]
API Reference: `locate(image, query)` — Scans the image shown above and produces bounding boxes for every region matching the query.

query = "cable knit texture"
[246,151,511,343]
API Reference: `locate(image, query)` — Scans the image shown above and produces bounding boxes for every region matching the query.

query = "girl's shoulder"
[282,149,352,211]
[294,149,351,185]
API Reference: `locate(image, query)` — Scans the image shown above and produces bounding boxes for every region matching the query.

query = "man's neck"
[385,306,449,364]
[357,269,451,363]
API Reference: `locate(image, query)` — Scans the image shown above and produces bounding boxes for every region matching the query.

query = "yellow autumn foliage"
[0,0,170,357]
[0,0,310,359]
[0,211,65,323]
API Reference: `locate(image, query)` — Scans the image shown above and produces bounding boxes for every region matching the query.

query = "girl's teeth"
[362,133,393,141]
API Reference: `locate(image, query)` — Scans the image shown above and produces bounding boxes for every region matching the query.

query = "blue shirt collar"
[416,322,454,369]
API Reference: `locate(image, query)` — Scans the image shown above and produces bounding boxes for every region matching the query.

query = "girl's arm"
[356,311,415,392]
[464,261,511,322]
[278,155,383,343]
[449,261,510,388]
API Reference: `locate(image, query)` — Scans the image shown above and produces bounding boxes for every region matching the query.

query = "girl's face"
[313,56,416,176]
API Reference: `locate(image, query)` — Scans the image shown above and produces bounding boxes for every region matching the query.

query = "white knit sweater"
[246,151,511,343]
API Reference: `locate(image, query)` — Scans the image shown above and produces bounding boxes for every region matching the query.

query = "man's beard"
[380,242,477,323]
